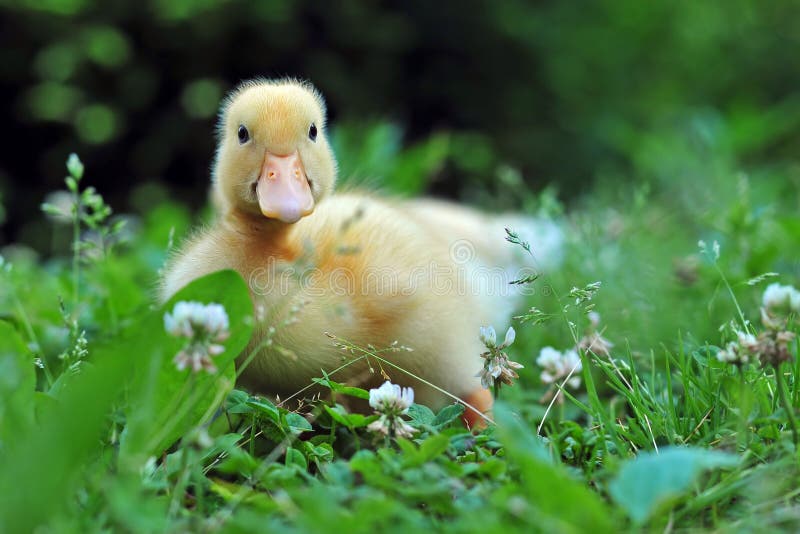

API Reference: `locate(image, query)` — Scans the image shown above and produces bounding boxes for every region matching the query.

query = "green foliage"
[609,447,738,524]
[121,269,253,461]
[9,0,800,247]
[0,320,135,532]
[332,122,450,196]
[493,404,617,532]
[0,322,34,443]
[2,73,800,531]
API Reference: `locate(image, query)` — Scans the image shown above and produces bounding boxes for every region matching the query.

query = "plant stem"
[72,190,80,317]
[169,446,191,518]
[249,414,256,457]
[737,369,749,451]
[775,364,798,447]
[714,264,750,335]
[194,460,205,517]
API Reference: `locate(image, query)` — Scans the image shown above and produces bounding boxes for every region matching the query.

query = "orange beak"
[255,151,315,223]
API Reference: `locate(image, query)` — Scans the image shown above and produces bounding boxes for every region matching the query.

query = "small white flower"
[164,301,230,374]
[716,343,741,364]
[479,325,517,351]
[763,283,794,311]
[368,381,414,413]
[477,325,523,389]
[536,346,562,370]
[562,349,582,374]
[479,326,497,348]
[502,326,516,347]
[367,381,416,438]
[736,330,758,350]
[536,346,582,388]
[762,283,800,317]
[367,415,416,439]
[715,331,764,366]
[164,301,230,341]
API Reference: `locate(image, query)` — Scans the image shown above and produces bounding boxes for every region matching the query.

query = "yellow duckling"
[161,78,562,424]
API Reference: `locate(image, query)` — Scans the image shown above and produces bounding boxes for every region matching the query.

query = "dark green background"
[3,0,800,248]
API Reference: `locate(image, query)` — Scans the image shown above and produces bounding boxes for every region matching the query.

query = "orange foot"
[462,388,493,431]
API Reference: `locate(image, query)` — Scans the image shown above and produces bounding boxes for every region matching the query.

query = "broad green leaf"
[312,376,370,400]
[285,446,308,469]
[407,403,435,426]
[120,270,253,464]
[305,442,334,463]
[209,480,276,511]
[397,434,451,468]
[418,433,450,460]
[247,398,281,423]
[202,432,244,463]
[432,403,465,429]
[323,404,372,428]
[215,447,259,477]
[0,322,34,443]
[609,447,739,524]
[284,412,313,434]
[0,325,134,533]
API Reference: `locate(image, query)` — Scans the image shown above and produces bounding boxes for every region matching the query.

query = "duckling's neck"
[223,210,299,261]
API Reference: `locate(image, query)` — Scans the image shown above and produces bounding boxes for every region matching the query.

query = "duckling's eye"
[237,125,250,144]
[308,123,318,142]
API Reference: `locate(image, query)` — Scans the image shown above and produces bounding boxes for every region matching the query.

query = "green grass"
[1,119,800,533]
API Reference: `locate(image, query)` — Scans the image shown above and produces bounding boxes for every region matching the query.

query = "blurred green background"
[2,0,800,251]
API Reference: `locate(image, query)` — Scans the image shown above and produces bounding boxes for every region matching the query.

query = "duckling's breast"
[236,193,484,398]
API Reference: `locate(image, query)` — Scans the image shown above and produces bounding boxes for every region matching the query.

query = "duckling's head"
[213,78,337,223]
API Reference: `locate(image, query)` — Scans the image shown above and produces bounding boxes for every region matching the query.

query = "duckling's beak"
[255,151,315,223]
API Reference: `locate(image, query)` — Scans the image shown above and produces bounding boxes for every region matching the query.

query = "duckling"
[161,78,562,423]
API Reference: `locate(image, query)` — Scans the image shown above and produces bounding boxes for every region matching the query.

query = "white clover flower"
[736,330,758,351]
[536,346,582,388]
[503,326,516,347]
[762,283,800,314]
[536,346,562,375]
[164,301,230,341]
[479,326,497,348]
[716,340,756,366]
[367,414,417,439]
[366,381,417,438]
[716,342,745,365]
[716,330,761,366]
[164,301,230,374]
[477,326,523,389]
[763,283,792,311]
[478,355,524,389]
[368,380,414,413]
